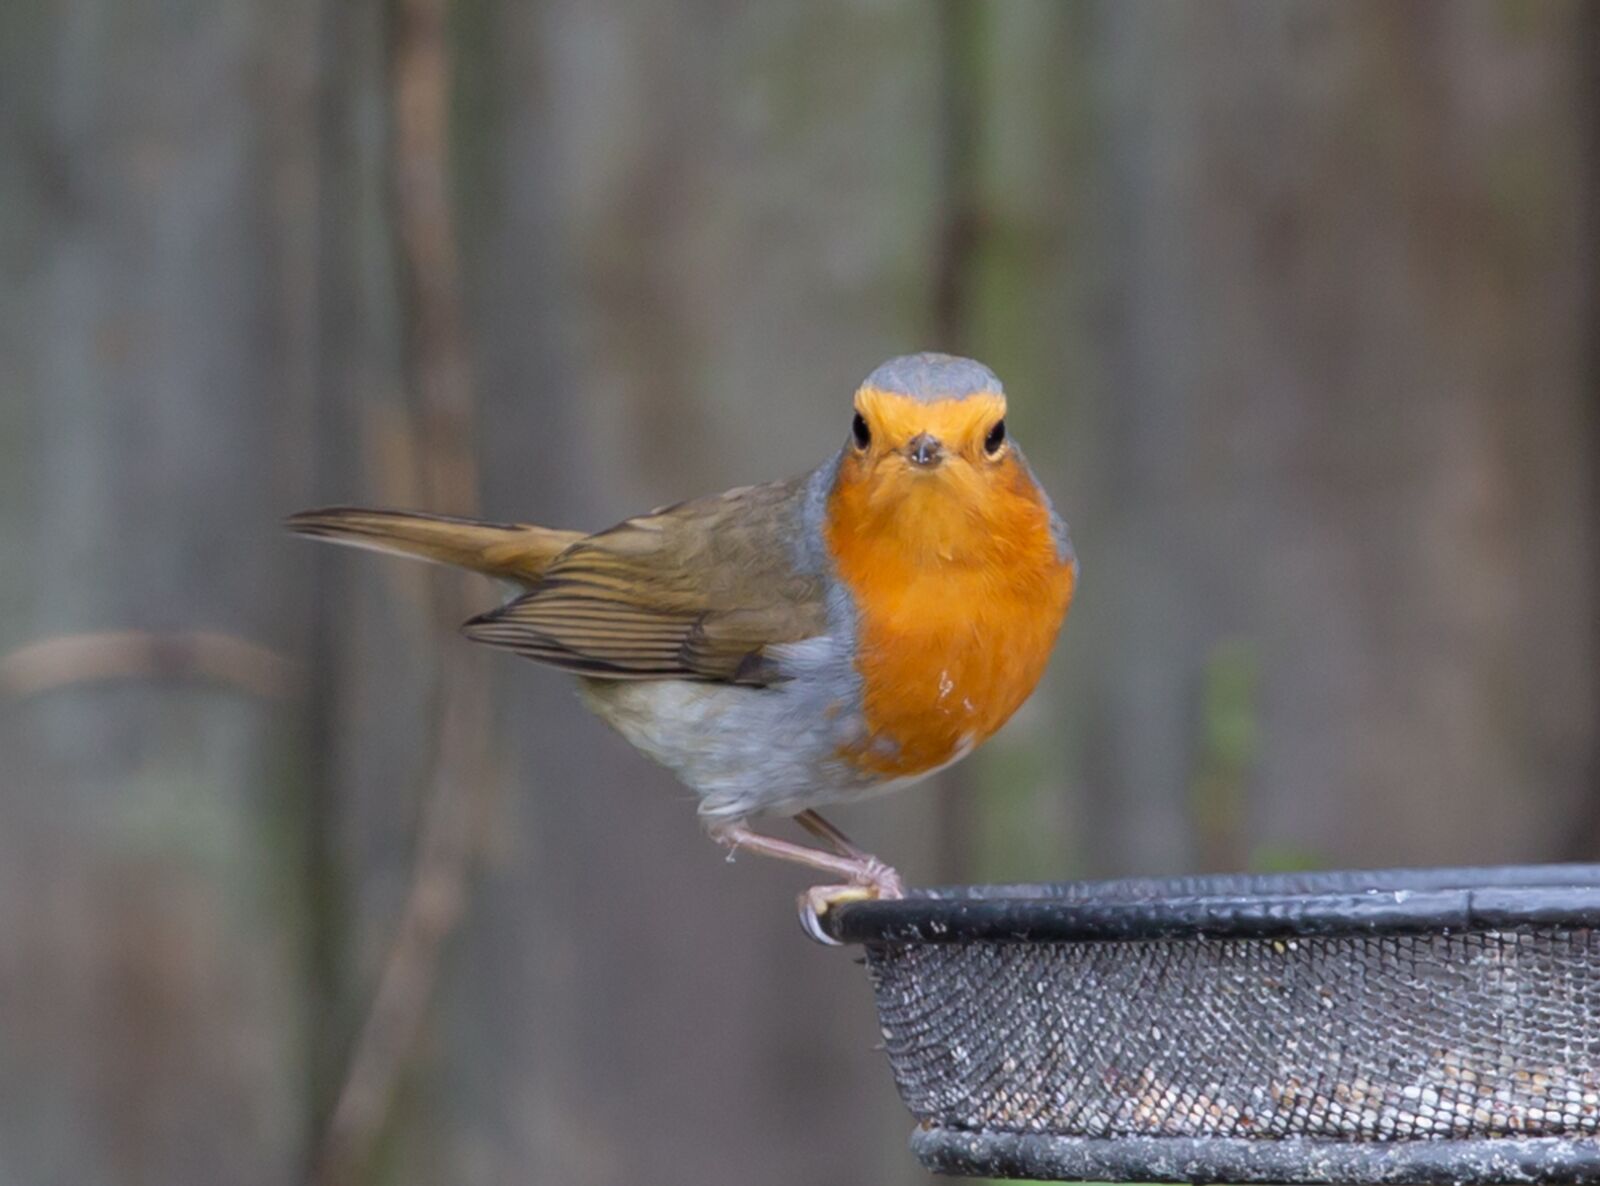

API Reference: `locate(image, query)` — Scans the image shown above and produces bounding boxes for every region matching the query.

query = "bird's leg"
[708,820,903,946]
[708,820,902,890]
[793,808,867,859]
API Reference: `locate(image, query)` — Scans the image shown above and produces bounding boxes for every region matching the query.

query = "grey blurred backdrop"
[2,2,1598,1184]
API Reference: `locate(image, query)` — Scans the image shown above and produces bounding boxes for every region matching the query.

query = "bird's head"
[830,353,1051,564]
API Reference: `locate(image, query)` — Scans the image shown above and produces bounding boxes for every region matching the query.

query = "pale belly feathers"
[577,632,886,822]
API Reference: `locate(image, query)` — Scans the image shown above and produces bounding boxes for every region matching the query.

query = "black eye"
[984,419,1006,455]
[851,412,871,449]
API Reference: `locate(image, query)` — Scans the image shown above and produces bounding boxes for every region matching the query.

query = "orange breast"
[824,456,1075,780]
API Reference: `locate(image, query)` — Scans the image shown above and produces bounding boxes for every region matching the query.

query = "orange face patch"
[854,386,1008,459]
[826,393,1075,780]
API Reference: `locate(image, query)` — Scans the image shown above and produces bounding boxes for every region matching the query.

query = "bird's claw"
[859,858,904,899]
[796,865,905,946]
[798,885,873,945]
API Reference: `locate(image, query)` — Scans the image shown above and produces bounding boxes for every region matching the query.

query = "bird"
[289,353,1077,940]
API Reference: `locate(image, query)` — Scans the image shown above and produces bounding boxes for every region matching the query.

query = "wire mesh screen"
[828,867,1600,1182]
[868,929,1600,1140]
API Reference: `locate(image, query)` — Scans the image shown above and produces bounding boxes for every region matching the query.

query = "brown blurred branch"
[309,0,493,1181]
[391,0,476,517]
[309,669,489,1186]
[931,0,983,355]
[0,630,295,700]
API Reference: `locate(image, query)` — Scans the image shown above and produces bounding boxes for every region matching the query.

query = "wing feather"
[460,478,828,685]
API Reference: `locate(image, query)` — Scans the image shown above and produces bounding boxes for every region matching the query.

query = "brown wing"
[461,479,829,685]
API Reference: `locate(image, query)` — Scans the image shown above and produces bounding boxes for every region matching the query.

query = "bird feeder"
[824,865,1600,1183]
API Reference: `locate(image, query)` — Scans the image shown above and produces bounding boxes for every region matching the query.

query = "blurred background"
[2,1,1598,1183]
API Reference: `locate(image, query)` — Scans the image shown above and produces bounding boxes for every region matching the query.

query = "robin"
[290,353,1076,939]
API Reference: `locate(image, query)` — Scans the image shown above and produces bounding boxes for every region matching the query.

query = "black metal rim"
[823,863,1600,945]
[912,1129,1600,1184]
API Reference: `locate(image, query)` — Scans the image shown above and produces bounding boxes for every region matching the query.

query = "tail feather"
[287,506,582,585]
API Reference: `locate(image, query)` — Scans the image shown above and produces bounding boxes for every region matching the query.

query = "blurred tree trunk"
[914,0,1598,885]
[0,0,320,1183]
[363,5,947,1184]
[1069,0,1599,873]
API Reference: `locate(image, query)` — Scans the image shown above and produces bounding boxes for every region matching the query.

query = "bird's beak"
[904,433,943,468]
